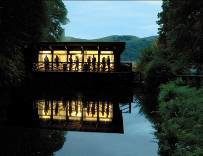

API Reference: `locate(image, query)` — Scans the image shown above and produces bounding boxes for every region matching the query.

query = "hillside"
[62,35,156,62]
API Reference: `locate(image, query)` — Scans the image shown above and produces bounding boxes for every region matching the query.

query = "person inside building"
[69,55,73,71]
[44,55,49,71]
[87,56,91,71]
[102,57,106,72]
[107,56,111,71]
[83,62,88,72]
[92,55,96,71]
[75,56,79,71]
[55,55,60,70]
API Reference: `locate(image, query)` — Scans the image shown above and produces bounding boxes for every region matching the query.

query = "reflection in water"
[34,98,126,133]
[0,88,158,156]
[36,100,113,122]
[0,127,66,156]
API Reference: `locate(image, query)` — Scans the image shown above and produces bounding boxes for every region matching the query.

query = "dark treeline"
[0,0,68,89]
[137,0,202,90]
[136,0,203,155]
[1,127,66,156]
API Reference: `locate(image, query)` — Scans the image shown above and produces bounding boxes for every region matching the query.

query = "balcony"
[33,62,132,73]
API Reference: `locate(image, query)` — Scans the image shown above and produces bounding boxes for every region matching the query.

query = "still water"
[0,88,158,156]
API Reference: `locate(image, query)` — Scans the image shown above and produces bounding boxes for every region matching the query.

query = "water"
[0,88,158,156]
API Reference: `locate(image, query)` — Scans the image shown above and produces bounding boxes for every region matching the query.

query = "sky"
[63,1,162,39]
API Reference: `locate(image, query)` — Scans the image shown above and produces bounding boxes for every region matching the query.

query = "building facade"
[31,42,128,72]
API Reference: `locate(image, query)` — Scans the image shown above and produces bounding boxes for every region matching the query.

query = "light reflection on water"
[54,100,158,156]
[34,99,123,133]
[36,99,113,122]
[0,90,158,156]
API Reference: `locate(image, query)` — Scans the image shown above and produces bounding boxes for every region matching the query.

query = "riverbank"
[140,80,203,156]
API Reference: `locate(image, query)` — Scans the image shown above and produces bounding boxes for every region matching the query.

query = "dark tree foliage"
[136,0,202,89]
[0,127,66,156]
[157,0,202,72]
[157,81,203,155]
[0,0,68,88]
[41,0,68,41]
[136,1,203,155]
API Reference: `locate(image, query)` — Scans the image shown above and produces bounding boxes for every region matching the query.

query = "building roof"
[35,42,125,54]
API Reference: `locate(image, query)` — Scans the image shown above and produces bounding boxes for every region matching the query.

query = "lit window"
[84,50,99,62]
[53,50,67,62]
[39,51,51,54]
[101,51,113,54]
[69,51,82,54]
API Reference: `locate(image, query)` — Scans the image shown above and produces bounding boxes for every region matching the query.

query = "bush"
[157,81,203,156]
[0,52,25,89]
[136,43,174,91]
[144,58,174,91]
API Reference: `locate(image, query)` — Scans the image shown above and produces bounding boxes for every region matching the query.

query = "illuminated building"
[29,42,132,72]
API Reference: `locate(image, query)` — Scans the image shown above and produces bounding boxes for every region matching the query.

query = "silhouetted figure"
[75,56,79,71]
[44,100,49,115]
[102,57,106,72]
[92,55,96,71]
[62,99,66,110]
[87,102,90,115]
[107,56,111,71]
[87,56,91,71]
[44,55,49,71]
[55,101,59,115]
[106,102,110,118]
[91,102,96,117]
[69,100,72,116]
[75,100,78,115]
[55,55,60,70]
[83,62,88,72]
[102,102,105,116]
[69,55,73,71]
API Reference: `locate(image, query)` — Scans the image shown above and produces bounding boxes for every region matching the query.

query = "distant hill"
[62,35,157,62]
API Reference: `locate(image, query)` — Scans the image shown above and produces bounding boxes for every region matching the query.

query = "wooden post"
[114,49,120,72]
[129,102,131,113]
[97,101,99,123]
[82,46,84,71]
[66,100,68,121]
[98,45,100,72]
[51,100,53,121]
[51,49,54,71]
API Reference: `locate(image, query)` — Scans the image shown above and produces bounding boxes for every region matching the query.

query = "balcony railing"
[33,62,115,72]
[119,63,132,72]
[33,62,132,73]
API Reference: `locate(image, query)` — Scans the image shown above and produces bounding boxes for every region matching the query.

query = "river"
[0,87,158,156]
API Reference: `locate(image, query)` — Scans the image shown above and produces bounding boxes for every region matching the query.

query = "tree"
[157,0,202,73]
[0,0,68,88]
[41,0,68,41]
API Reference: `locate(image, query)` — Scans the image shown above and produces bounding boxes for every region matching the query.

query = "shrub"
[157,81,203,156]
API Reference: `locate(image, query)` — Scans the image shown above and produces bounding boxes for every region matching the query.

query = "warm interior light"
[53,50,67,62]
[36,100,113,122]
[101,51,113,54]
[69,51,82,54]
[36,50,115,71]
[68,54,83,62]
[38,54,52,62]
[84,50,98,55]
[39,51,51,54]
[84,50,99,62]
[53,50,67,55]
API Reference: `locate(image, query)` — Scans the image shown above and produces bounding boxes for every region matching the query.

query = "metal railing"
[33,62,132,73]
[177,75,203,88]
[33,62,115,72]
[119,63,132,72]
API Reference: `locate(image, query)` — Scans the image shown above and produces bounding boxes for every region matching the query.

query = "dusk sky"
[63,1,162,39]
